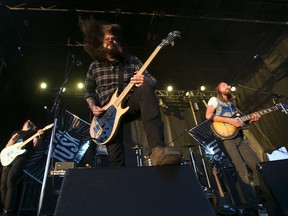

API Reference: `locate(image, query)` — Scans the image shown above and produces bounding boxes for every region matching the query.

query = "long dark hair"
[215,82,233,103]
[78,17,126,61]
[25,120,37,130]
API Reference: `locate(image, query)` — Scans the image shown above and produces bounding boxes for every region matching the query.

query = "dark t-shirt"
[12,129,37,155]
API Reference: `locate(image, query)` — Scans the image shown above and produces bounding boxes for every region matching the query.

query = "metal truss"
[39,89,214,100]
[155,90,214,99]
[4,2,288,25]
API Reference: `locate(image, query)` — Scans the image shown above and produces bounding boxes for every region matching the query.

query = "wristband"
[209,114,215,121]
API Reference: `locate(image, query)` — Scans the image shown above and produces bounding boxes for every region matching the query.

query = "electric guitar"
[212,165,236,215]
[211,103,288,139]
[90,31,181,145]
[0,123,54,166]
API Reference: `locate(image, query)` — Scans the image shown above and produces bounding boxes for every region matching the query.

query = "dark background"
[1,0,288,153]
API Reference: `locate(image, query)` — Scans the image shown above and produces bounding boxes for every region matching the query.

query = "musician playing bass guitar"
[0,120,44,216]
[79,18,181,167]
[206,82,264,214]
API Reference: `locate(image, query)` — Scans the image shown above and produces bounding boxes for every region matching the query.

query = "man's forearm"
[86,97,96,110]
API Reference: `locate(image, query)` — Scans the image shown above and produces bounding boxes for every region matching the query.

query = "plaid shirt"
[85,55,157,106]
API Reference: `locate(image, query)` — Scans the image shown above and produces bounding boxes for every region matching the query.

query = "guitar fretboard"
[113,31,180,107]
[239,106,278,122]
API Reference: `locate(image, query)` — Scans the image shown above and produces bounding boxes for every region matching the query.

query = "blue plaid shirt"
[85,55,157,106]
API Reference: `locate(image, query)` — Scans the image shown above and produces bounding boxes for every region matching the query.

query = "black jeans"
[106,84,165,167]
[1,156,27,212]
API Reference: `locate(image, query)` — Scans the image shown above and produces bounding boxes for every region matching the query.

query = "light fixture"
[77,82,84,89]
[40,82,47,89]
[167,85,173,92]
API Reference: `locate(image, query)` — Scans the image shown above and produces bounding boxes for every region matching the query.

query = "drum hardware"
[95,145,108,167]
[182,144,200,179]
[131,145,143,167]
[188,99,212,189]
[143,155,152,166]
[188,99,214,192]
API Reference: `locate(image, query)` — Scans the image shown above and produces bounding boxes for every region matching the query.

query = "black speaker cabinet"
[54,165,215,216]
[257,159,288,216]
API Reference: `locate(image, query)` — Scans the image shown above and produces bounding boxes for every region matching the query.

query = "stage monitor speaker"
[257,159,288,216]
[54,165,215,216]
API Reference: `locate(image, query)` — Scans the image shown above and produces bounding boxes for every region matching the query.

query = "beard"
[104,41,125,59]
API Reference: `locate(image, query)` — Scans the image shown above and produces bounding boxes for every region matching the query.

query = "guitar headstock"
[159,31,181,48]
[43,123,54,130]
[277,103,288,115]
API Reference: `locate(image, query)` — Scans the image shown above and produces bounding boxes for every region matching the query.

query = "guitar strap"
[118,62,124,92]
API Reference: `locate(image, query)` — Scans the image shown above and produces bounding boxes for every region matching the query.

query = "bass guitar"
[0,123,54,166]
[90,31,181,145]
[211,103,288,139]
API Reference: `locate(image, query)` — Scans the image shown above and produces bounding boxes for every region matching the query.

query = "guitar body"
[0,142,27,166]
[214,191,237,215]
[90,89,129,145]
[211,121,250,139]
[211,104,288,139]
[211,122,239,139]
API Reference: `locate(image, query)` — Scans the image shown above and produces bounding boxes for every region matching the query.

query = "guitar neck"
[114,46,162,107]
[239,106,278,122]
[213,167,225,197]
[18,123,53,148]
[19,131,41,148]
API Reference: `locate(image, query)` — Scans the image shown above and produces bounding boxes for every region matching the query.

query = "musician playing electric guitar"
[206,82,264,213]
[79,18,181,167]
[0,120,44,216]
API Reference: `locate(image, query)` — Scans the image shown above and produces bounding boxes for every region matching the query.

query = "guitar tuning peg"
[171,41,175,47]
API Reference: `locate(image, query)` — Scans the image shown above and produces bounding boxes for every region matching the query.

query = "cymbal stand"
[189,100,211,189]
[188,146,199,179]
[132,145,143,167]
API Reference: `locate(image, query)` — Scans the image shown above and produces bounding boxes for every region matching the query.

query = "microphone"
[71,54,82,66]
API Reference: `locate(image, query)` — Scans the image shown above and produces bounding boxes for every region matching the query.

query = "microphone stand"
[237,84,288,115]
[237,84,288,98]
[37,54,77,216]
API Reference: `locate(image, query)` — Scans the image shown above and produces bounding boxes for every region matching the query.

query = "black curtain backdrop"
[236,39,288,155]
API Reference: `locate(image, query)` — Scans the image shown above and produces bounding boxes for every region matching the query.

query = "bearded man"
[79,18,181,167]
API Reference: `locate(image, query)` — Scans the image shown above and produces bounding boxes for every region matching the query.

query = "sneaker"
[150,146,182,166]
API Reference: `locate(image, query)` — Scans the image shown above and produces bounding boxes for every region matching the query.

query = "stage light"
[77,82,84,89]
[253,54,259,60]
[167,85,173,91]
[200,86,205,91]
[185,91,190,97]
[231,86,236,92]
[44,106,48,109]
[40,82,47,89]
